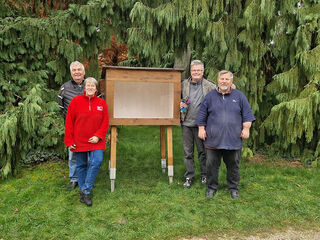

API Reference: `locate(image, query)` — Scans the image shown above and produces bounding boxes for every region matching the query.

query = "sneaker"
[80,191,85,203]
[230,190,239,199]
[80,191,92,206]
[201,177,207,185]
[67,181,78,190]
[183,178,193,188]
[206,189,216,199]
[83,193,93,206]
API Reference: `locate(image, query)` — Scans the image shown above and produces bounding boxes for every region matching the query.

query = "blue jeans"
[68,148,78,183]
[75,150,104,195]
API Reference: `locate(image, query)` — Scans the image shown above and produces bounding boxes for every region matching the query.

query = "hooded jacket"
[64,92,109,152]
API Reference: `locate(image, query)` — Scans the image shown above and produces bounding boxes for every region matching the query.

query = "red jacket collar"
[83,91,97,98]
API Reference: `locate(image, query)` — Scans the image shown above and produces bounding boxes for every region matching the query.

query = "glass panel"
[114,81,174,118]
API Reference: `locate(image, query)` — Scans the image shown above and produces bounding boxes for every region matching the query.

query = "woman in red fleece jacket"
[64,77,109,206]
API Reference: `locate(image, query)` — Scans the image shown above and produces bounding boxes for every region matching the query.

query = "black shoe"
[80,191,85,203]
[206,189,217,198]
[230,190,239,199]
[201,176,207,185]
[82,193,92,206]
[205,189,216,198]
[183,178,193,188]
[67,182,78,190]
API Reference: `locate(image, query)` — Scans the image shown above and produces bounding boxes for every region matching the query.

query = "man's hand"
[241,122,252,139]
[180,101,187,108]
[88,136,99,144]
[240,128,250,139]
[70,144,76,150]
[198,126,207,140]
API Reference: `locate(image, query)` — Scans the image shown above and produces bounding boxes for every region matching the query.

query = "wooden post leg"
[110,126,117,192]
[160,126,166,173]
[167,126,173,184]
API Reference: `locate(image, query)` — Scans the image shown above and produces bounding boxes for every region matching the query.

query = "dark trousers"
[182,125,206,179]
[206,148,241,191]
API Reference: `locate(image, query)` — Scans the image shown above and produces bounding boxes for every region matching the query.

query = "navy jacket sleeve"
[196,94,209,126]
[240,93,255,123]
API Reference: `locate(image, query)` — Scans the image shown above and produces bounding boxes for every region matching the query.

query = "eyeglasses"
[191,69,203,72]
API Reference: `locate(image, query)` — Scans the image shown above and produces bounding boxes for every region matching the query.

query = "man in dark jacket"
[180,60,216,188]
[58,61,86,190]
[196,70,255,199]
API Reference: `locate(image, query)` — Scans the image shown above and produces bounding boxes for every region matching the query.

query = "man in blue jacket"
[196,70,255,199]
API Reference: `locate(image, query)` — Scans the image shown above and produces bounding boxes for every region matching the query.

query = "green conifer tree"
[1,0,320,178]
[0,0,114,178]
[127,0,320,162]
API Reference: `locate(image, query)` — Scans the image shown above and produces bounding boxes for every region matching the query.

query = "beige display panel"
[114,81,174,119]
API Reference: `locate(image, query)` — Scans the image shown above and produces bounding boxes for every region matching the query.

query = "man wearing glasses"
[180,60,216,188]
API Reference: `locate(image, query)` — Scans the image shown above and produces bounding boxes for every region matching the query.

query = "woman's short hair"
[84,77,98,89]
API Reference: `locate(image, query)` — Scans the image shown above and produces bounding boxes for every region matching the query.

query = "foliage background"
[1,0,320,178]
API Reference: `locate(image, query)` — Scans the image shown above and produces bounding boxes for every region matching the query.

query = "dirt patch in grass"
[248,154,302,167]
[181,228,320,240]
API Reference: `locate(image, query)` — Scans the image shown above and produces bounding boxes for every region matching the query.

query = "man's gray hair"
[84,77,98,89]
[190,60,204,71]
[218,70,233,80]
[70,61,85,72]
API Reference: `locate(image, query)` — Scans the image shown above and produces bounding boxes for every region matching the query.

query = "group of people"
[59,59,254,206]
[180,60,255,199]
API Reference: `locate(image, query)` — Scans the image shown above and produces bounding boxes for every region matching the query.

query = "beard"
[219,86,229,91]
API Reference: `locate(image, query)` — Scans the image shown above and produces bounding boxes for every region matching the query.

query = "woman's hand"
[88,136,99,144]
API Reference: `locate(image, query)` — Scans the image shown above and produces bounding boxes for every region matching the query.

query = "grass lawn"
[1,126,320,240]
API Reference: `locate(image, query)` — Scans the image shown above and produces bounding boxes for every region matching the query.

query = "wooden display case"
[103,66,182,125]
[101,66,184,191]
